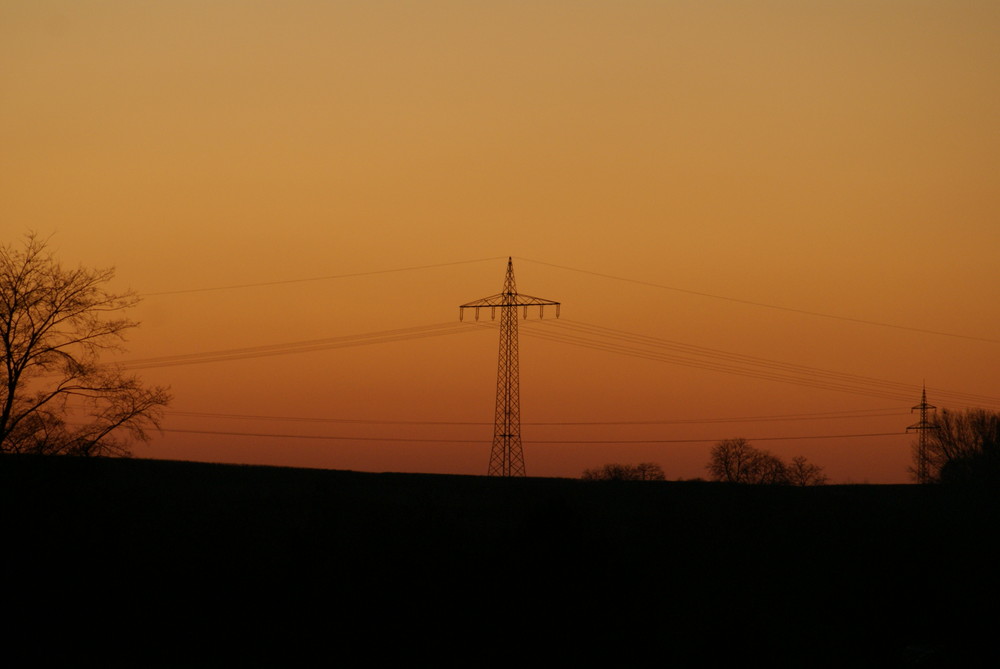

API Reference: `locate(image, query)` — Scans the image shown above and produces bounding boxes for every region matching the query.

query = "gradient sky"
[3,1,998,482]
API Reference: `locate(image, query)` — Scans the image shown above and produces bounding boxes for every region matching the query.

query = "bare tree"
[1,233,171,456]
[706,438,772,483]
[707,438,826,485]
[920,408,1000,484]
[582,462,665,481]
[634,462,666,481]
[786,456,829,486]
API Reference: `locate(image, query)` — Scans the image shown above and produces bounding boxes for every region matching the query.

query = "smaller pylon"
[907,385,937,484]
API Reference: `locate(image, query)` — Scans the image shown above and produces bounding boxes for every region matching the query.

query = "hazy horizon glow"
[3,2,998,482]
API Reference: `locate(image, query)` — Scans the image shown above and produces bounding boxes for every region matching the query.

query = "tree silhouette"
[706,438,769,483]
[921,408,1000,485]
[581,462,665,481]
[786,456,829,486]
[1,233,171,456]
[706,438,826,485]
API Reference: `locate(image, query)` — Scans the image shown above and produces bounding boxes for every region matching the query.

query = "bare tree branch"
[1,233,171,456]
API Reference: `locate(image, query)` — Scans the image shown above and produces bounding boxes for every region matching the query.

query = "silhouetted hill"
[3,455,997,666]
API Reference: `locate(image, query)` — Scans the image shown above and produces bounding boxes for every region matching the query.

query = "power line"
[527,432,904,444]
[547,411,908,426]
[493,319,1000,408]
[138,254,996,347]
[141,257,506,297]
[165,407,908,426]
[511,323,903,402]
[111,312,995,407]
[517,257,1000,344]
[116,323,474,369]
[549,319,1000,406]
[111,313,996,408]
[161,427,905,445]
[167,411,488,425]
[162,428,479,443]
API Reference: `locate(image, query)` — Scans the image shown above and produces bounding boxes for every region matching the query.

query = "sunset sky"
[3,1,998,482]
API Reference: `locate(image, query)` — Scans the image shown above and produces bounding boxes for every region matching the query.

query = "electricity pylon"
[907,385,937,484]
[460,258,560,477]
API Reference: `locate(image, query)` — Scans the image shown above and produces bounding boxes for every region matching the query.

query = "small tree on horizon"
[786,456,830,486]
[582,462,666,481]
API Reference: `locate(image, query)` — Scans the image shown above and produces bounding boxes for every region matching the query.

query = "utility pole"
[460,258,560,477]
[907,385,937,484]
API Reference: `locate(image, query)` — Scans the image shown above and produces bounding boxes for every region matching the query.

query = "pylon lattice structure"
[907,385,937,484]
[459,258,560,477]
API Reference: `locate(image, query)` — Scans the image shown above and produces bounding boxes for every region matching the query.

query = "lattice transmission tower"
[907,385,937,484]
[459,258,560,477]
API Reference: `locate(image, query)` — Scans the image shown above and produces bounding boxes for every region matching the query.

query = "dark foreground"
[3,455,998,667]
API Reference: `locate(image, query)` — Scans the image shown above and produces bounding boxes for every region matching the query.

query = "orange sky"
[3,1,998,482]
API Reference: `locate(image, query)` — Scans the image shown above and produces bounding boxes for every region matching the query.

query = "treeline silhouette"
[924,408,1000,485]
[4,455,997,666]
[706,438,829,485]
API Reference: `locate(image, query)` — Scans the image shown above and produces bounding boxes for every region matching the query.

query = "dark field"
[3,455,997,667]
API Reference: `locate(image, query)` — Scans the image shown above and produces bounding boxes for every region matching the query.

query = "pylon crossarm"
[459,294,560,322]
[459,293,560,309]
